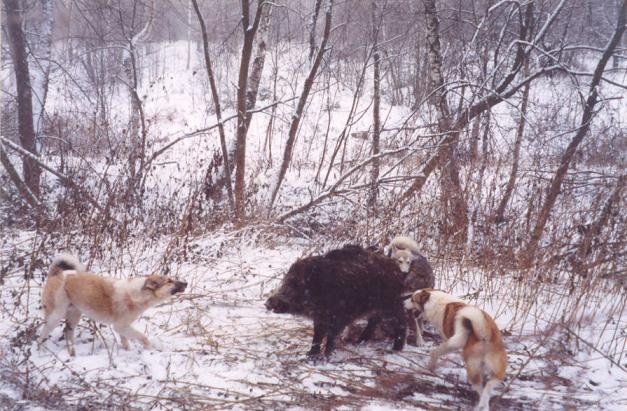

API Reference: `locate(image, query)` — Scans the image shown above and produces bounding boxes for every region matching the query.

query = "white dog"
[39,254,187,356]
[405,289,507,410]
[387,236,434,345]
[388,235,422,273]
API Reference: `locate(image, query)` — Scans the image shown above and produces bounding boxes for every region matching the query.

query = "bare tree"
[245,2,273,132]
[31,0,54,139]
[3,0,42,198]
[493,6,535,224]
[308,0,323,61]
[120,0,155,191]
[192,0,235,212]
[399,1,550,243]
[368,0,382,208]
[267,0,334,213]
[233,0,266,223]
[522,0,626,266]
[419,0,468,244]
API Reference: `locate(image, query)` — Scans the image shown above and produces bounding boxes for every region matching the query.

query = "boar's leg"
[323,322,345,356]
[307,321,327,357]
[388,304,407,351]
[357,314,382,343]
[405,309,421,346]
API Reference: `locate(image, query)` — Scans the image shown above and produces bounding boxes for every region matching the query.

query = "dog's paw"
[148,340,164,351]
[427,353,439,371]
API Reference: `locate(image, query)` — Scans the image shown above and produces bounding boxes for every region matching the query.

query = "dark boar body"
[404,253,434,291]
[265,245,407,357]
[360,245,434,345]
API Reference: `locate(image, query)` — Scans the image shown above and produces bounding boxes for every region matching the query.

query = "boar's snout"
[265,294,291,313]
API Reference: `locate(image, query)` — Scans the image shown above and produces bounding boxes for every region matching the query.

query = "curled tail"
[459,306,493,342]
[48,254,84,277]
[461,306,508,380]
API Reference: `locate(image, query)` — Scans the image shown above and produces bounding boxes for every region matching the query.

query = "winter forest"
[1,0,626,409]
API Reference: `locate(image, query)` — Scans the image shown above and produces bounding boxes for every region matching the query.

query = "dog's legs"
[39,308,68,347]
[113,324,151,349]
[63,306,81,356]
[119,336,130,350]
[414,317,425,346]
[476,378,500,411]
[428,331,468,370]
[464,355,484,401]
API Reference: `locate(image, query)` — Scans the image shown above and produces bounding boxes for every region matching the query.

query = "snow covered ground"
[1,229,625,410]
[1,40,626,409]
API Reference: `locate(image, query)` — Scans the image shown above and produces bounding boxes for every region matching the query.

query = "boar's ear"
[142,277,161,291]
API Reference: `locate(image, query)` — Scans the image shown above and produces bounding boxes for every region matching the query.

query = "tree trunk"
[192,0,235,212]
[268,0,333,213]
[494,61,532,223]
[32,0,54,139]
[0,143,44,212]
[121,0,154,191]
[245,3,272,132]
[422,0,468,244]
[368,0,381,208]
[308,0,323,62]
[521,0,626,267]
[234,0,265,223]
[3,0,41,197]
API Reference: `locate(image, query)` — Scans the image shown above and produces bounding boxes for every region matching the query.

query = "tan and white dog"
[39,254,187,356]
[405,289,507,410]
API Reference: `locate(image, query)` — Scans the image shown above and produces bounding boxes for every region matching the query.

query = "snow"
[1,39,626,409]
[1,229,625,410]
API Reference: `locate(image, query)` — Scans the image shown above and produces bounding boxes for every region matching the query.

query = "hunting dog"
[39,254,187,356]
[405,289,507,410]
[387,236,435,345]
[388,235,422,273]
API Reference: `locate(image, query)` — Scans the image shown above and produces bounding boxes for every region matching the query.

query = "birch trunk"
[368,0,381,208]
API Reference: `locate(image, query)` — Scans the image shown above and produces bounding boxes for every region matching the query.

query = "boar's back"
[293,246,404,318]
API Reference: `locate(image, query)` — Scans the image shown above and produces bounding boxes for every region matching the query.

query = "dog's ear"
[142,277,162,291]
[412,289,431,307]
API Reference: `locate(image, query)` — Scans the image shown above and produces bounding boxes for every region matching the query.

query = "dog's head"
[142,275,187,300]
[403,288,432,318]
[391,247,414,273]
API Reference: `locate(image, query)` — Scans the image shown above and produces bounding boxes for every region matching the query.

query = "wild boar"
[265,245,407,357]
[361,242,435,345]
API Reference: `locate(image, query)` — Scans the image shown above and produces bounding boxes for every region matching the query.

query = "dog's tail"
[388,236,420,255]
[461,306,508,380]
[459,306,495,341]
[48,254,84,277]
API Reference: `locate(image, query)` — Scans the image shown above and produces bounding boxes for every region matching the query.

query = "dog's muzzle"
[172,281,187,294]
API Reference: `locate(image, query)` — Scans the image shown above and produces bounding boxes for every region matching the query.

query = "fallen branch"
[0,135,104,213]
